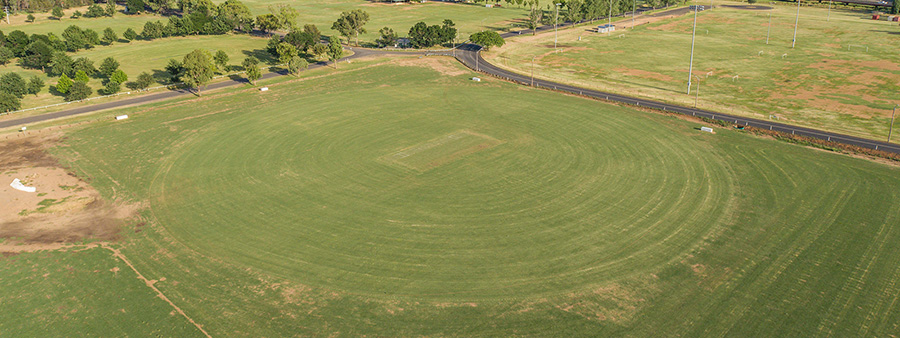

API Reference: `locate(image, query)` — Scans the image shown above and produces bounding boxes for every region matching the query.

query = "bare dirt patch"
[0,134,138,249]
[390,57,469,76]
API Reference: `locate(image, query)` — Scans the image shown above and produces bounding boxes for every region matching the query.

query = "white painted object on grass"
[115,115,128,120]
[20,126,26,131]
[10,178,36,193]
[472,77,481,82]
[701,127,714,133]
[260,87,269,91]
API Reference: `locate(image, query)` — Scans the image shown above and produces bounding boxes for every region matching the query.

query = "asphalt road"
[3,7,898,155]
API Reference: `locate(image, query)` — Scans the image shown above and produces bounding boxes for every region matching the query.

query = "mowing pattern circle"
[151,73,734,300]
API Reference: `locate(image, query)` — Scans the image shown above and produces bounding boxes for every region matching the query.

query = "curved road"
[3,15,898,154]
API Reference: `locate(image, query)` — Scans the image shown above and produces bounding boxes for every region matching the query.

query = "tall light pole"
[827,0,832,21]
[481,18,486,32]
[4,6,10,25]
[792,0,800,48]
[889,104,898,142]
[531,56,537,86]
[766,13,771,45]
[555,3,561,49]
[687,5,698,95]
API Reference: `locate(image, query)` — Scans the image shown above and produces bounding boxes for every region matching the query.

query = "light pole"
[766,13,771,45]
[555,3,561,49]
[827,0,832,21]
[792,0,800,48]
[889,104,898,142]
[481,18,486,32]
[531,56,537,86]
[687,4,698,95]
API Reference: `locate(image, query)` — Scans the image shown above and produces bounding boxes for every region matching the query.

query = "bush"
[0,92,21,112]
[103,80,121,95]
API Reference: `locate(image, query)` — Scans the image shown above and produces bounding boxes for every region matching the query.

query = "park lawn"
[0,33,269,110]
[15,56,896,336]
[485,2,900,142]
[1,4,160,36]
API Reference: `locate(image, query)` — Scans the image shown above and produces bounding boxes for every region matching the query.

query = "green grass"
[20,58,898,336]
[486,2,900,142]
[0,247,200,336]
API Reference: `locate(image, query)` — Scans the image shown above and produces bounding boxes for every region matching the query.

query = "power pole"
[792,0,800,48]
[827,0,832,21]
[766,13,771,44]
[555,3,561,49]
[632,0,636,30]
[687,5,698,95]
[4,6,10,25]
[608,0,613,37]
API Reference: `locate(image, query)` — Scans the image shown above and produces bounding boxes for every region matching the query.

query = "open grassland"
[1,57,887,336]
[486,2,900,142]
[0,34,269,109]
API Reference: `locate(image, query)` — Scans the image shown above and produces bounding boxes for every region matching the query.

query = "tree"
[22,40,53,70]
[268,4,299,30]
[256,14,280,34]
[0,47,13,65]
[6,30,31,56]
[286,55,307,75]
[72,57,97,76]
[49,52,74,76]
[52,6,64,20]
[242,56,260,84]
[74,70,90,83]
[214,50,229,72]
[276,42,297,65]
[141,21,165,39]
[27,14,35,22]
[131,71,154,89]
[71,11,83,19]
[218,0,254,32]
[103,79,121,94]
[469,31,505,50]
[86,4,105,17]
[303,24,321,48]
[123,28,138,41]
[566,0,584,23]
[84,29,101,47]
[100,56,119,78]
[376,27,396,47]
[62,25,87,51]
[312,43,327,59]
[27,76,44,95]
[181,49,215,95]
[56,73,74,93]
[127,0,145,14]
[66,82,92,101]
[0,73,27,98]
[326,37,342,69]
[102,27,118,45]
[165,59,183,82]
[0,92,21,112]
[110,69,128,84]
[527,3,543,34]
[106,1,117,16]
[331,9,369,46]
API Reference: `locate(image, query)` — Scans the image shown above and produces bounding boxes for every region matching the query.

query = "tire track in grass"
[101,243,212,338]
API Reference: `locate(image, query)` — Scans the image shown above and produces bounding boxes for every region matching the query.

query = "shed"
[597,24,615,33]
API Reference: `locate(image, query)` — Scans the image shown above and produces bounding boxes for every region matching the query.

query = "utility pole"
[827,0,832,21]
[531,56,537,86]
[890,104,898,142]
[4,6,10,25]
[555,3,561,49]
[766,13,771,44]
[792,0,800,48]
[687,5,698,95]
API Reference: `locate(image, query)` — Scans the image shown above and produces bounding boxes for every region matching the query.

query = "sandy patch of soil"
[0,134,137,249]
[390,57,468,76]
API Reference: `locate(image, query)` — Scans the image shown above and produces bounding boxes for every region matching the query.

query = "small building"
[689,5,706,11]
[597,24,615,33]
